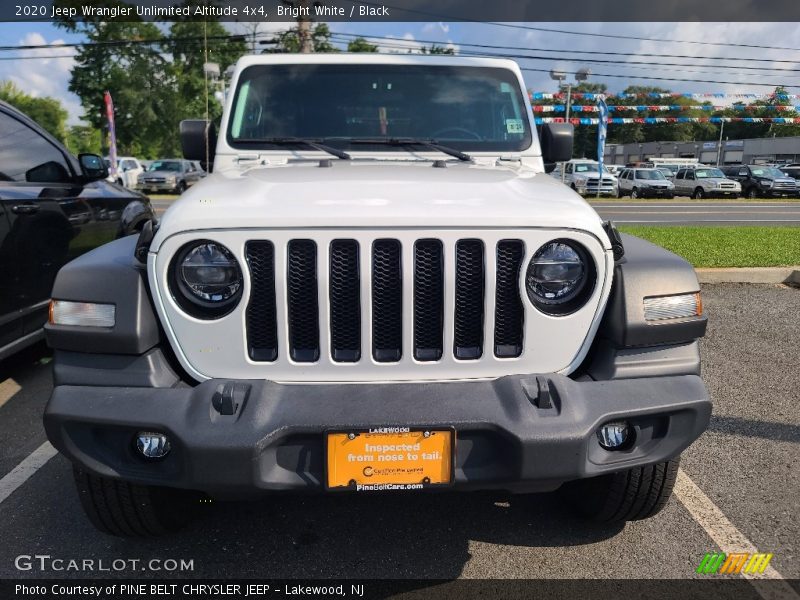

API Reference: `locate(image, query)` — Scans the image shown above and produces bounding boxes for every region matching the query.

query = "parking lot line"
[0,378,21,409]
[0,442,57,505]
[675,468,799,599]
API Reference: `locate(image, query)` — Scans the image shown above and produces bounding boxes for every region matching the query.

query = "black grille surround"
[241,236,541,367]
[329,240,361,362]
[371,239,403,362]
[287,240,320,363]
[244,241,278,361]
[494,240,525,358]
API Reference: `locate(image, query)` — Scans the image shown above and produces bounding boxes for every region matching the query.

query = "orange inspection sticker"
[326,429,454,490]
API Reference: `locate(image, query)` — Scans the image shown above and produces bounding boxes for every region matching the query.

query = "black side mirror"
[540,123,574,173]
[180,120,217,173]
[79,153,109,182]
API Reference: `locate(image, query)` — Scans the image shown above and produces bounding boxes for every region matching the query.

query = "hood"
[152,161,610,251]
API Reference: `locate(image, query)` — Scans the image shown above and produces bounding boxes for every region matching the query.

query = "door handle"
[11,203,40,215]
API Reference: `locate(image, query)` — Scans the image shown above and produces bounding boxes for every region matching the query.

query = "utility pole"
[282,0,313,53]
[716,121,725,166]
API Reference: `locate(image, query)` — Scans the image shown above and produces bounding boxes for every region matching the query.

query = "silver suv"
[618,168,675,198]
[673,167,741,199]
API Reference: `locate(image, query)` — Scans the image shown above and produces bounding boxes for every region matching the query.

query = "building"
[604,135,800,166]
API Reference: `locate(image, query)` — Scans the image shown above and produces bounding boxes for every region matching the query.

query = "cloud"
[0,32,81,124]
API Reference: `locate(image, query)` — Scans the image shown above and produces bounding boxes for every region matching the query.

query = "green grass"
[590,197,800,203]
[618,226,800,268]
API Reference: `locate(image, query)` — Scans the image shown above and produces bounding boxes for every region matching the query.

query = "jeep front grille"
[245,237,526,364]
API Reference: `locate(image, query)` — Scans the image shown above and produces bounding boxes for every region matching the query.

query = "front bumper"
[44,373,710,496]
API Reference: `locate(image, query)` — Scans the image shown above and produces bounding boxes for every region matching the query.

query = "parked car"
[43,55,710,536]
[617,168,675,198]
[556,159,618,196]
[0,101,154,361]
[604,164,624,176]
[721,165,799,198]
[135,159,202,194]
[673,167,741,198]
[655,167,676,180]
[779,165,800,181]
[105,156,144,189]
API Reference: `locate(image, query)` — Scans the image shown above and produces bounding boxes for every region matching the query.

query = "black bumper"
[44,374,710,495]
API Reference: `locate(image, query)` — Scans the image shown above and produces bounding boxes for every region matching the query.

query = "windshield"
[695,168,725,179]
[657,168,673,177]
[228,64,532,152]
[751,167,786,178]
[149,161,181,172]
[574,163,609,174]
[635,169,666,180]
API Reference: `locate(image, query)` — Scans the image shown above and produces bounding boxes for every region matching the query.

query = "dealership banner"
[596,96,609,189]
[532,105,800,113]
[533,92,800,100]
[536,117,800,125]
[104,91,118,178]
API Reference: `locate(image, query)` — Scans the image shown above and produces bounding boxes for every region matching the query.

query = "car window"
[676,171,684,180]
[695,168,724,178]
[635,169,665,180]
[148,160,182,172]
[0,110,72,183]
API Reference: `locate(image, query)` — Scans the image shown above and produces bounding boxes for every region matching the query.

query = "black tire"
[631,187,639,199]
[176,181,187,194]
[692,187,705,199]
[73,467,202,537]
[617,186,624,198]
[561,457,680,523]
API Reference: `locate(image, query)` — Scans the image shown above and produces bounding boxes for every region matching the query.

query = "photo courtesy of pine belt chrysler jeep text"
[43,55,711,537]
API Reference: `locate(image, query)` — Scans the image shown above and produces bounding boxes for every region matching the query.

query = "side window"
[676,171,684,180]
[0,111,72,183]
[565,163,573,174]
[738,168,748,177]
[687,171,695,180]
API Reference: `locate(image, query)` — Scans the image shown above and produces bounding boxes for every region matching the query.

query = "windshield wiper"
[343,138,473,162]
[236,137,351,160]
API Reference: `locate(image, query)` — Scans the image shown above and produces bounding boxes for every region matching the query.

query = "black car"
[721,164,799,198]
[779,165,800,181]
[0,101,154,361]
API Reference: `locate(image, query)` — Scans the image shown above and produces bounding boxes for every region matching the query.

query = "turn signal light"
[49,300,116,328]
[643,292,702,322]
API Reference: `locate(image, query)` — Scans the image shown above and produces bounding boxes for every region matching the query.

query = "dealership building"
[604,135,800,166]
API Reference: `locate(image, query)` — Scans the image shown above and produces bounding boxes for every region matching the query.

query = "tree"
[419,44,455,55]
[347,37,378,53]
[271,23,339,53]
[0,81,68,142]
[66,124,102,155]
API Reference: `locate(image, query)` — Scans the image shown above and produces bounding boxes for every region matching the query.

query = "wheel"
[631,187,639,199]
[176,181,187,194]
[692,187,705,199]
[746,188,758,199]
[616,186,624,198]
[73,467,202,537]
[561,457,680,523]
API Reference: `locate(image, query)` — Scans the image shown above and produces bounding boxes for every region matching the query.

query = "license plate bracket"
[325,428,454,491]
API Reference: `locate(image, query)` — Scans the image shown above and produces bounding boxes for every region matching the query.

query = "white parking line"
[675,468,799,599]
[0,442,58,505]
[0,378,22,409]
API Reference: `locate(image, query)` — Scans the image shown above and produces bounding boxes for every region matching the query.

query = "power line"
[329,30,800,65]
[327,34,800,75]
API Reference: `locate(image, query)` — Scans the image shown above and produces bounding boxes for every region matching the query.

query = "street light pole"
[716,121,725,166]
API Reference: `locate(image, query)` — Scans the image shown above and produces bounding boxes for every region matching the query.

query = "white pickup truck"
[44,55,710,536]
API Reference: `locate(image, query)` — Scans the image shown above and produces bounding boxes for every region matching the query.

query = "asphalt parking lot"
[0,284,797,586]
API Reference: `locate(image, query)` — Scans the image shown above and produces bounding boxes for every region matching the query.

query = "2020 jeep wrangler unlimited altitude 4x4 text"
[43,55,710,536]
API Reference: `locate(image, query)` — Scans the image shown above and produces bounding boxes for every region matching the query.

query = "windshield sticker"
[506,119,524,134]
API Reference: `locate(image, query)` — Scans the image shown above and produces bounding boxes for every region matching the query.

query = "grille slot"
[287,239,320,362]
[372,239,403,362]
[329,240,361,362]
[245,241,278,362]
[413,239,444,362]
[453,240,485,360]
[494,240,525,358]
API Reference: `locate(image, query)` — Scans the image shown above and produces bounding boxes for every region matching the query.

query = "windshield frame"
[225,63,535,155]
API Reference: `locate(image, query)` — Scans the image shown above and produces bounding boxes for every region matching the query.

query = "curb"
[696,267,800,284]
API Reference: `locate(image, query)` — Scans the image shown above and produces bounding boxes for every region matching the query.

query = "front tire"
[692,187,705,199]
[561,457,680,523]
[631,187,639,199]
[73,467,202,537]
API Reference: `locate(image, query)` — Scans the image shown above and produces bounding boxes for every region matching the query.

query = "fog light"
[136,432,171,459]
[596,421,632,450]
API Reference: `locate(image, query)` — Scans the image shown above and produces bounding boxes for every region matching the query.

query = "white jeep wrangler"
[44,55,710,536]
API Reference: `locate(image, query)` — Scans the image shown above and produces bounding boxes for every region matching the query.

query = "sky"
[1,20,800,125]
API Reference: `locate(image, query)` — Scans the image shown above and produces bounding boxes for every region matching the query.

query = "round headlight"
[525,240,596,315]
[169,241,243,319]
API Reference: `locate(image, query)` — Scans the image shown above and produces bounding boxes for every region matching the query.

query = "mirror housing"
[540,123,574,174]
[79,153,109,182]
[180,119,217,173]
